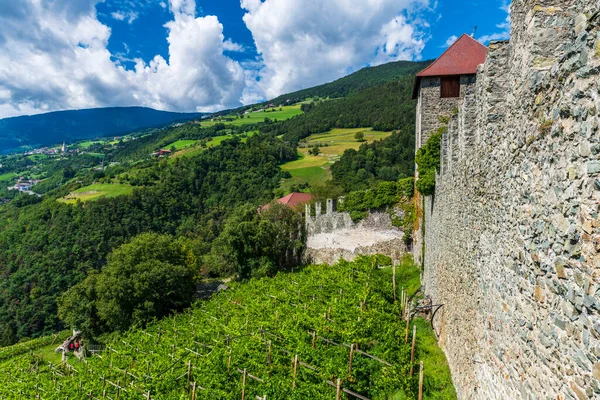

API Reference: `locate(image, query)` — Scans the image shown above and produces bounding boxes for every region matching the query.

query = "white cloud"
[223,39,246,52]
[111,10,139,24]
[477,1,511,44]
[240,0,431,100]
[443,35,458,48]
[0,0,245,118]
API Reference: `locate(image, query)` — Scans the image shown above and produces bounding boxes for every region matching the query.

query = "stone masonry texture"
[421,1,600,399]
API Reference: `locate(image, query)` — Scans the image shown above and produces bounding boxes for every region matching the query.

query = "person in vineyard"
[69,341,74,352]
[75,340,80,352]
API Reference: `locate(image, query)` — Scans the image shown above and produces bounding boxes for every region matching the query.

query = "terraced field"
[280,128,391,193]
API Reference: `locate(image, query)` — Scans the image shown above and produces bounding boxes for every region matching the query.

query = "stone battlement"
[418,1,600,399]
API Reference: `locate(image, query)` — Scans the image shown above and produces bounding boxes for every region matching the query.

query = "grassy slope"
[201,105,302,127]
[0,172,17,181]
[280,128,392,193]
[59,183,135,203]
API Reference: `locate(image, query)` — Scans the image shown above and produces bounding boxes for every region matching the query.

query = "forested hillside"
[262,76,417,143]
[0,135,296,342]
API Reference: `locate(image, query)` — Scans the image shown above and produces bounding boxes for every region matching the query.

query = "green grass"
[165,139,198,150]
[78,140,103,149]
[27,154,48,161]
[201,105,302,127]
[87,153,105,158]
[279,128,392,193]
[59,183,135,203]
[0,172,17,182]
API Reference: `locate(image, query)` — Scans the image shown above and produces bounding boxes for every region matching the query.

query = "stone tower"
[412,34,488,265]
[413,34,488,151]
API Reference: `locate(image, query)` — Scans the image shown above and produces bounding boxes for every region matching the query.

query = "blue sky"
[0,0,511,118]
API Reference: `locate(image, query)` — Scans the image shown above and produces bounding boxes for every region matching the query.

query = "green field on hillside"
[59,183,135,203]
[166,139,198,150]
[0,256,455,399]
[0,172,17,182]
[27,154,48,161]
[201,105,302,127]
[77,140,104,149]
[280,128,391,192]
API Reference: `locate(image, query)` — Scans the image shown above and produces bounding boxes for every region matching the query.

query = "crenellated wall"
[421,1,600,399]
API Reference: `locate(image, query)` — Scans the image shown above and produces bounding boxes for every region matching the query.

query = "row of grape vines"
[0,331,70,364]
[0,256,436,400]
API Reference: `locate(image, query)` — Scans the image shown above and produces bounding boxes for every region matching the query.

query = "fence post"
[242,368,247,400]
[418,361,424,400]
[292,355,299,388]
[187,360,192,392]
[349,343,355,374]
[405,305,411,343]
[410,326,417,376]
[392,264,396,302]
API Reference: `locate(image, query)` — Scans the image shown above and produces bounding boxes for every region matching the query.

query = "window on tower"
[440,76,460,98]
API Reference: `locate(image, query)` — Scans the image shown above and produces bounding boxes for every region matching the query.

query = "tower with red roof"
[412,34,488,151]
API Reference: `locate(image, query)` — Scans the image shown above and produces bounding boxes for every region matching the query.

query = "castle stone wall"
[422,1,600,399]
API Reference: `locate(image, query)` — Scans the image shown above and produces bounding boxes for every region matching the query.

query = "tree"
[205,203,306,280]
[309,146,320,156]
[355,131,365,142]
[58,233,197,337]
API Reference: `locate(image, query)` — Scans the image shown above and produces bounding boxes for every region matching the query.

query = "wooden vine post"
[348,343,355,374]
[405,304,411,343]
[241,368,247,400]
[186,360,192,392]
[292,355,299,388]
[311,331,316,349]
[392,264,396,302]
[418,361,424,400]
[336,378,342,400]
[410,326,417,376]
[191,382,197,400]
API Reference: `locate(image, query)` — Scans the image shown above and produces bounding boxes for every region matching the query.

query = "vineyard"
[0,256,455,399]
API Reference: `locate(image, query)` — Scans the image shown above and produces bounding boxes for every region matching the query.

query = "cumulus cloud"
[0,0,245,118]
[240,0,431,100]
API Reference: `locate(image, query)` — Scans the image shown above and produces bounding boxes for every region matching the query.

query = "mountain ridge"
[0,106,206,153]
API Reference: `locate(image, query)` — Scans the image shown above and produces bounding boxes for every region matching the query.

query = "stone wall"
[305,200,407,264]
[421,1,600,399]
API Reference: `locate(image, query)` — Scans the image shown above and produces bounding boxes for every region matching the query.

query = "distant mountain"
[0,107,206,153]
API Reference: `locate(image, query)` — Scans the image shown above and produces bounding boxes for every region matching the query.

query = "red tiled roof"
[412,34,487,98]
[261,192,312,211]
